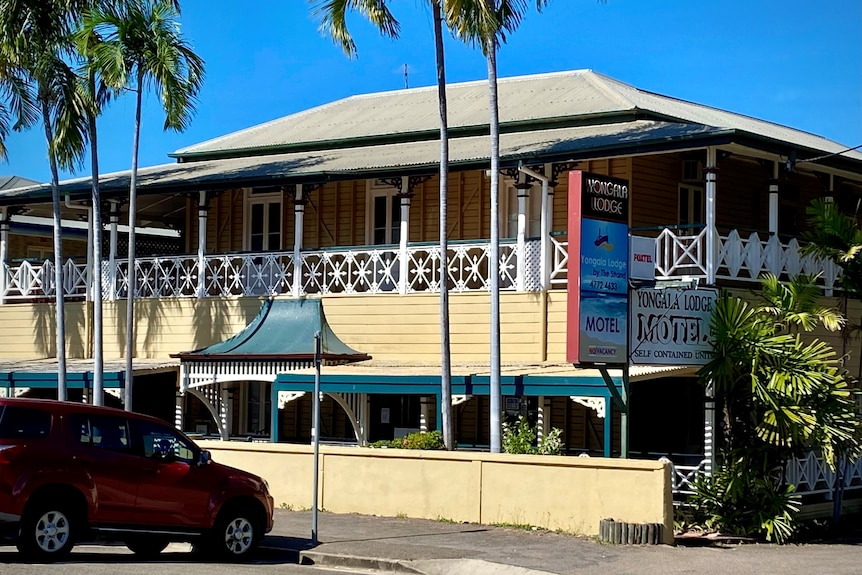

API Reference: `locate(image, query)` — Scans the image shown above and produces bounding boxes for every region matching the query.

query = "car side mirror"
[198,449,212,467]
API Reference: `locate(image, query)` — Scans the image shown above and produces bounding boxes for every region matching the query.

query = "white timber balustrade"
[0,229,845,302]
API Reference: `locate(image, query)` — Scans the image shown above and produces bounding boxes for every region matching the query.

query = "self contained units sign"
[629,287,717,365]
[567,171,630,366]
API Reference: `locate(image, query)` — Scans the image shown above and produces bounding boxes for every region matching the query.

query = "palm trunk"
[41,95,67,401]
[124,70,143,412]
[88,67,104,406]
[486,36,501,453]
[433,1,453,450]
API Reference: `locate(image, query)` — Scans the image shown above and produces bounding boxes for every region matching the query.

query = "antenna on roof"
[404,63,408,89]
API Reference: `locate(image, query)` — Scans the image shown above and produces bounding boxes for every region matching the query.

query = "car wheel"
[17,501,77,561]
[211,506,259,560]
[126,536,170,558]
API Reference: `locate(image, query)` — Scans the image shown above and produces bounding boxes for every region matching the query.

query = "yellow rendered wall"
[199,441,673,542]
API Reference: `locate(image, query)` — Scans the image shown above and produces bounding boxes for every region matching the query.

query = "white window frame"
[365,179,401,245]
[678,184,705,228]
[243,188,283,252]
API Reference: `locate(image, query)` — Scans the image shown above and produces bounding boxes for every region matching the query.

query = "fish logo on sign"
[594,228,613,251]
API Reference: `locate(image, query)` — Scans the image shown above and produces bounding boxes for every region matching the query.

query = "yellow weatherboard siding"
[1,288,859,376]
[199,441,673,542]
[0,292,560,363]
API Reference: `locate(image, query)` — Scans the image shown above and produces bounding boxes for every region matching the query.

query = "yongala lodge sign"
[567,171,630,365]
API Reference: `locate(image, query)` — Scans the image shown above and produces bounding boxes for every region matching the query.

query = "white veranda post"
[293,185,305,298]
[705,147,718,285]
[515,171,529,292]
[0,207,7,305]
[398,176,411,295]
[108,200,120,301]
[197,192,208,298]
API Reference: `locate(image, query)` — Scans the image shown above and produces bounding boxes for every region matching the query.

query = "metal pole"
[311,330,321,545]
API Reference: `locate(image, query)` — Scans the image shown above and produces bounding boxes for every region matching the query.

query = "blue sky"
[3,0,861,183]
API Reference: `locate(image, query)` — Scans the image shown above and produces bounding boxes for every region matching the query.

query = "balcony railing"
[0,229,842,303]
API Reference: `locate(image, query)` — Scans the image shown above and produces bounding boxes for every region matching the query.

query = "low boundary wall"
[199,441,674,544]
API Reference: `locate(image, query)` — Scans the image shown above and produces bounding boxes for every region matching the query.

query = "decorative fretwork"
[277,391,306,410]
[570,396,605,419]
[377,177,403,192]
[452,395,472,406]
[1,229,844,303]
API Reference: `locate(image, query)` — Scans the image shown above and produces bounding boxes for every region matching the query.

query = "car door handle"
[73,455,93,464]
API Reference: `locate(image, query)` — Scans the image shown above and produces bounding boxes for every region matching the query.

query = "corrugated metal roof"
[172,298,369,363]
[0,120,722,201]
[0,175,39,190]
[173,69,862,162]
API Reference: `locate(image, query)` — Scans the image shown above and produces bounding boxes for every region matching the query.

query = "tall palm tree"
[81,0,203,410]
[447,0,547,452]
[0,0,91,401]
[74,17,118,407]
[312,0,457,449]
[0,55,38,161]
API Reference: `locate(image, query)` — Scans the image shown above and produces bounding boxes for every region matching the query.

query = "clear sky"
[2,0,861,184]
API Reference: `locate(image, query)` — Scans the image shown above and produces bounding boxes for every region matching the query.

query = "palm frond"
[310,0,400,58]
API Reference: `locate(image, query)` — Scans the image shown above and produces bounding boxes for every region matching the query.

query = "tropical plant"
[688,448,799,543]
[80,0,203,410]
[501,415,562,455]
[311,0,457,449]
[695,274,862,540]
[370,430,445,450]
[700,274,860,466]
[0,0,93,400]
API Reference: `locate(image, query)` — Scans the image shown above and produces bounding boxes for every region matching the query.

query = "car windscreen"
[0,405,52,439]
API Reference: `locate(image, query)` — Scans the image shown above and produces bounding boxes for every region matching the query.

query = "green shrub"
[370,430,445,450]
[688,450,800,543]
[502,416,562,455]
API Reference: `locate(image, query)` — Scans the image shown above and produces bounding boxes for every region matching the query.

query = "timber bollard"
[599,518,663,545]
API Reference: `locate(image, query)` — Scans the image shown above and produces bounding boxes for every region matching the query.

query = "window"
[245,188,282,251]
[135,420,196,464]
[0,406,50,439]
[678,185,705,228]
[366,180,401,245]
[74,415,130,453]
[246,382,272,436]
[501,178,541,239]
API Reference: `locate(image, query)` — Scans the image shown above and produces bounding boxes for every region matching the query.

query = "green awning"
[171,298,370,364]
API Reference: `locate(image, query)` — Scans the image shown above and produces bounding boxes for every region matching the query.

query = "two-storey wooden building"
[1,70,861,496]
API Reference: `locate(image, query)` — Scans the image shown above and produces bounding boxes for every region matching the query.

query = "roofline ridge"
[583,70,638,110]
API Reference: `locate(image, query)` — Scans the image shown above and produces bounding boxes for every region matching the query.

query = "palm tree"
[81,0,203,410]
[74,17,118,407]
[447,0,548,452]
[700,274,859,464]
[0,0,91,401]
[312,0,457,449]
[0,55,38,161]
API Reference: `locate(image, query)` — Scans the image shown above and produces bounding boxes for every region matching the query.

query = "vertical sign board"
[567,171,630,365]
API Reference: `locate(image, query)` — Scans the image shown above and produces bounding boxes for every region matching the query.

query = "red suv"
[0,398,274,561]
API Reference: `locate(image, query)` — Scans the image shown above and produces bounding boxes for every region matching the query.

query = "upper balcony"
[0,226,841,303]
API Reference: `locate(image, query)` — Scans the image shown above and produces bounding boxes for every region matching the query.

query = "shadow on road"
[0,535,312,565]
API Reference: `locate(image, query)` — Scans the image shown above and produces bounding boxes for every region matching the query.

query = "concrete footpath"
[266,510,862,575]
